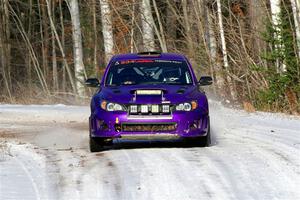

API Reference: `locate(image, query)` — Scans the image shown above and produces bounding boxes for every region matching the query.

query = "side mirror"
[85,78,100,87]
[198,76,213,86]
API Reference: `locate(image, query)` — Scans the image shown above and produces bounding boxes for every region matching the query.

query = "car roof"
[112,52,187,61]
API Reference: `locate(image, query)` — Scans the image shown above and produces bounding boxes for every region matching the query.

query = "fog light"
[162,105,170,113]
[96,120,108,131]
[114,124,121,132]
[141,105,148,113]
[96,120,104,129]
[151,105,159,113]
[130,105,138,113]
[190,120,200,130]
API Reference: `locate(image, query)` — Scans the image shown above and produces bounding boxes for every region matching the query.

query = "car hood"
[97,85,205,104]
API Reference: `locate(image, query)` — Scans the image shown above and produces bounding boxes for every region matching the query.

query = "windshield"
[105,59,193,86]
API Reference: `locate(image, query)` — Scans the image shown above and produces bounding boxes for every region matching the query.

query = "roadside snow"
[0,102,300,200]
[0,104,88,123]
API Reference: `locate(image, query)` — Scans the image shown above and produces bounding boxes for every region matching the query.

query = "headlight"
[176,103,184,111]
[183,103,192,111]
[176,101,197,111]
[100,100,125,111]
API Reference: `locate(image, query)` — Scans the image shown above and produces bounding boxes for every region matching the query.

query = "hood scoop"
[130,89,167,103]
[176,87,187,94]
[136,89,162,95]
[176,89,185,94]
[130,89,168,95]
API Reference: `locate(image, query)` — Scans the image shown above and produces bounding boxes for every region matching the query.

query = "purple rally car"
[85,52,213,152]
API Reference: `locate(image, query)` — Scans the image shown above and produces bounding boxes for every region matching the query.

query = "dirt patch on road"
[0,131,17,139]
[64,122,88,131]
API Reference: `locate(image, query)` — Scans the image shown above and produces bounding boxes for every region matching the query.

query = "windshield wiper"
[120,83,138,86]
[164,82,186,85]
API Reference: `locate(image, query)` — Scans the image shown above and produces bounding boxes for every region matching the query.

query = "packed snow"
[0,101,300,200]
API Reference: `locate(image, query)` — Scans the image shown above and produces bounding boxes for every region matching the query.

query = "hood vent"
[176,89,185,94]
[176,87,187,94]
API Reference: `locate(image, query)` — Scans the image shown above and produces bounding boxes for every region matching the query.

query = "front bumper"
[90,110,209,139]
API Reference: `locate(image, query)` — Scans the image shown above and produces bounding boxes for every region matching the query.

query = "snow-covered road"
[0,102,300,200]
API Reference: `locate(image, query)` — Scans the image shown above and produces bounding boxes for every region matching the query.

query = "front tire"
[89,136,104,152]
[186,120,211,147]
[198,127,211,147]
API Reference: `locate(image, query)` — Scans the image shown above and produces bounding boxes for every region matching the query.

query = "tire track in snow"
[162,149,235,200]
[9,155,41,200]
[72,150,125,200]
[228,128,300,169]
[207,129,300,199]
[206,104,300,199]
[0,144,56,200]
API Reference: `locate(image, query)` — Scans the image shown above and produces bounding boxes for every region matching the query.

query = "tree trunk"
[67,0,86,96]
[52,0,58,92]
[59,0,66,92]
[141,0,155,51]
[165,0,177,51]
[152,0,167,52]
[182,0,194,58]
[93,0,98,73]
[203,0,224,95]
[270,0,286,72]
[41,0,49,78]
[216,0,237,101]
[0,0,12,101]
[100,0,114,64]
[290,0,300,59]
[130,2,135,53]
[27,0,33,93]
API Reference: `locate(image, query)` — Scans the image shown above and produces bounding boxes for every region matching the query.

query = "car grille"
[122,123,177,132]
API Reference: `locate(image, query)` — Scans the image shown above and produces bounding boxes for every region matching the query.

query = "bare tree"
[216,0,237,100]
[93,0,98,71]
[270,0,286,72]
[141,0,156,51]
[40,0,49,79]
[9,3,49,95]
[67,0,86,96]
[51,0,58,92]
[182,0,194,58]
[45,0,77,94]
[100,0,114,64]
[152,0,168,52]
[59,0,66,92]
[202,0,224,94]
[290,0,300,58]
[0,0,12,101]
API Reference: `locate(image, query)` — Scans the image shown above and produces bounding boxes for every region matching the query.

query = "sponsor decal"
[115,59,183,65]
[119,60,154,65]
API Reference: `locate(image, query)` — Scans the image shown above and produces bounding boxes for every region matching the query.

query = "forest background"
[0,0,300,114]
